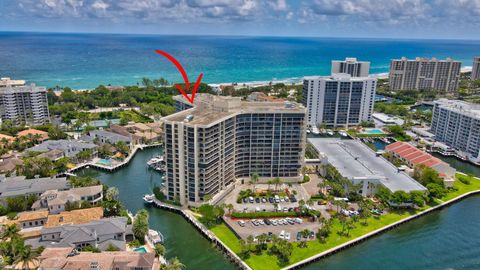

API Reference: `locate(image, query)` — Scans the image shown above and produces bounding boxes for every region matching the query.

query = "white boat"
[143,194,155,204]
[148,229,164,244]
[147,155,164,166]
[326,129,334,136]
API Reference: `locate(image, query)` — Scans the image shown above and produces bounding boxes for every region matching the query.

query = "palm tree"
[267,180,273,191]
[165,257,186,270]
[250,173,259,193]
[226,203,234,215]
[1,224,19,240]
[272,177,282,191]
[154,243,166,257]
[13,245,39,270]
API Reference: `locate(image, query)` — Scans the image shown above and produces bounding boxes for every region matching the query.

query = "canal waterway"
[77,147,237,270]
[77,144,480,270]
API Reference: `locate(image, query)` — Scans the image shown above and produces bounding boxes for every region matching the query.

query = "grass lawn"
[441,173,480,201]
[211,173,480,270]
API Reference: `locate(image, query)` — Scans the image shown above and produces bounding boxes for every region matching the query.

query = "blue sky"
[1,0,480,39]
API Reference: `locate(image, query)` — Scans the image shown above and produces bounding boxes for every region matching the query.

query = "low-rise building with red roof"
[385,141,456,187]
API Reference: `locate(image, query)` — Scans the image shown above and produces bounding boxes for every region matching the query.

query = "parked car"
[261,198,267,203]
[309,231,315,239]
[284,196,289,202]
[283,207,289,212]
[255,197,260,203]
[242,198,248,203]
[259,220,265,225]
[290,196,297,203]
[255,207,261,212]
[285,232,291,240]
[287,218,295,225]
[267,232,273,241]
[279,230,285,239]
[295,218,303,224]
[249,196,254,203]
[268,197,274,203]
[272,220,278,226]
[264,219,271,225]
[238,220,246,227]
[296,232,302,241]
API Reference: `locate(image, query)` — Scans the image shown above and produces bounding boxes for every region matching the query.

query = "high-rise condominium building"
[162,94,306,206]
[389,57,461,92]
[302,73,376,128]
[472,57,480,81]
[0,84,50,126]
[430,99,480,161]
[331,57,370,77]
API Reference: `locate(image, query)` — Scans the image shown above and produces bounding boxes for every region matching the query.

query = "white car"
[285,232,291,240]
[272,220,278,226]
[238,220,246,227]
[259,220,265,225]
[295,218,303,224]
[279,230,285,239]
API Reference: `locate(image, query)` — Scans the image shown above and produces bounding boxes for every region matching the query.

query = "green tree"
[154,243,166,257]
[250,173,259,192]
[132,209,149,244]
[165,257,186,270]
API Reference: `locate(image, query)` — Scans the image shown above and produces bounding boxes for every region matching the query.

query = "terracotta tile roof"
[45,207,104,227]
[386,141,449,170]
[0,133,14,141]
[17,129,49,141]
[16,210,49,222]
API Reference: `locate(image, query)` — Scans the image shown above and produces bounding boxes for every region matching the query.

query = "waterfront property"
[162,94,306,206]
[39,247,160,270]
[309,138,426,195]
[26,139,98,158]
[32,185,103,214]
[0,82,50,126]
[430,99,480,163]
[331,57,370,77]
[389,57,461,92]
[27,217,131,251]
[0,175,69,204]
[385,141,456,187]
[302,73,376,128]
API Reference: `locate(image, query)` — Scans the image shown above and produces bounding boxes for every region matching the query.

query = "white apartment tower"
[472,57,480,81]
[331,57,370,77]
[0,84,50,126]
[389,57,461,92]
[302,74,376,128]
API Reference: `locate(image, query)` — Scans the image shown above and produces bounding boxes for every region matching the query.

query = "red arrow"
[154,49,203,104]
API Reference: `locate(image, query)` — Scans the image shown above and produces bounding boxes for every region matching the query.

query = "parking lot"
[224,216,319,242]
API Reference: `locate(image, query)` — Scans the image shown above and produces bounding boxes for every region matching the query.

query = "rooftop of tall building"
[164,94,305,126]
[0,83,47,93]
[393,57,460,62]
[303,73,375,81]
[434,98,480,117]
[0,77,26,87]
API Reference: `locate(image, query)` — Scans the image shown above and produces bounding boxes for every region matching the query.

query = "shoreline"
[56,66,473,92]
[282,186,480,270]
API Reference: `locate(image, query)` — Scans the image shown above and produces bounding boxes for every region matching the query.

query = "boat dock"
[67,144,161,173]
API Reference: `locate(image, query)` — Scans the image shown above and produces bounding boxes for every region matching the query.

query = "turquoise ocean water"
[1,32,479,89]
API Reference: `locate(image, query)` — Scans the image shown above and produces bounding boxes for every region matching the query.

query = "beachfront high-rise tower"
[389,57,461,92]
[162,94,306,206]
[0,83,50,126]
[302,73,376,128]
[472,57,480,81]
[331,57,370,77]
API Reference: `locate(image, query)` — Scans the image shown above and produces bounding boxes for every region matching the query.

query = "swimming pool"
[133,246,147,253]
[97,159,112,166]
[362,129,385,135]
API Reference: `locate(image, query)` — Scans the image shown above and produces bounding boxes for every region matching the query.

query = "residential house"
[26,139,97,158]
[0,176,69,205]
[39,247,160,270]
[87,130,132,145]
[17,210,49,229]
[17,128,49,142]
[28,217,130,251]
[32,185,103,214]
[0,153,23,175]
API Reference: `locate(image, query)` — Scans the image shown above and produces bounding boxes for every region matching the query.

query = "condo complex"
[161,94,307,206]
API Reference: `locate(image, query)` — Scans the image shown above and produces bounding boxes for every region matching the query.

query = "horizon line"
[1,30,480,42]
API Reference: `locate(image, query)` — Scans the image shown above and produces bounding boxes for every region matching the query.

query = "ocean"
[1,32,479,89]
